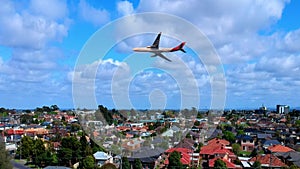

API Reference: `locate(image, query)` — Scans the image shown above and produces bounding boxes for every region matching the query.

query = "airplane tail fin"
[170,42,186,53]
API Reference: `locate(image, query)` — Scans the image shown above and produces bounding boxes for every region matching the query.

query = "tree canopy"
[83,155,95,169]
[252,161,261,169]
[0,137,13,169]
[222,131,236,143]
[168,151,183,169]
[213,159,228,169]
[133,159,143,169]
[122,157,131,169]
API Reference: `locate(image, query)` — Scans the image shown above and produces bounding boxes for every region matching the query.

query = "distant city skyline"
[0,0,300,110]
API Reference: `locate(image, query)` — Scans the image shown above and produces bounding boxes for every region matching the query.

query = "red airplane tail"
[170,42,186,53]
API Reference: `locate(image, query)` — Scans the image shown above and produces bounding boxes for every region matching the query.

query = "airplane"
[133,32,186,62]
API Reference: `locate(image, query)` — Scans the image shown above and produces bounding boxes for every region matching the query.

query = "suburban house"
[262,139,281,148]
[208,157,237,169]
[200,138,237,168]
[93,151,113,167]
[267,144,294,153]
[236,135,255,152]
[274,151,300,167]
[249,154,287,168]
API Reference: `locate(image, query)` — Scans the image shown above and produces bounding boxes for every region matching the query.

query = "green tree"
[98,105,113,125]
[232,143,241,155]
[250,148,258,157]
[83,155,95,169]
[133,159,143,169]
[51,153,59,165]
[42,106,51,112]
[70,123,81,132]
[58,147,72,166]
[32,139,46,166]
[236,130,245,136]
[252,161,261,169]
[90,139,106,153]
[196,112,203,119]
[289,165,299,169]
[186,133,192,139]
[17,136,34,161]
[50,105,59,111]
[194,120,200,126]
[168,151,183,169]
[295,120,300,127]
[0,137,13,169]
[80,134,90,157]
[20,114,33,124]
[213,159,228,169]
[58,136,82,167]
[222,131,236,143]
[122,157,131,169]
[36,150,54,167]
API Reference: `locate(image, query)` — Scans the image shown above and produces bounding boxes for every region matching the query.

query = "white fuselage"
[133,47,173,53]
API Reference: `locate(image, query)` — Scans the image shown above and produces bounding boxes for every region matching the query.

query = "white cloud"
[137,0,288,34]
[0,0,72,108]
[0,0,69,49]
[117,1,134,16]
[283,29,300,52]
[78,0,110,26]
[71,56,210,109]
[255,55,300,78]
[30,0,68,20]
[1,47,64,83]
[134,0,289,63]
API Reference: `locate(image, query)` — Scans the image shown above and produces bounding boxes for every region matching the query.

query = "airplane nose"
[133,48,138,51]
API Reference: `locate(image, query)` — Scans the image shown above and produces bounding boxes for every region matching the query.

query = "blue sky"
[0,0,299,110]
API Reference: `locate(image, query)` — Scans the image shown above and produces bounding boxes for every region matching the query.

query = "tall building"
[276,105,289,114]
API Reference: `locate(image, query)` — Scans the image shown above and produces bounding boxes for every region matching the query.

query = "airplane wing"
[157,53,171,62]
[149,32,161,49]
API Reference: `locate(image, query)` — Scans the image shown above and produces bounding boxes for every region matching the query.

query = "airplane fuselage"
[132,32,186,62]
[133,47,173,53]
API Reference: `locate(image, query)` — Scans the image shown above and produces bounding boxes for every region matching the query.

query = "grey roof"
[294,161,300,167]
[263,140,280,146]
[130,146,165,158]
[257,133,272,139]
[93,151,112,160]
[236,134,253,141]
[275,151,300,162]
[152,137,164,144]
[170,125,180,132]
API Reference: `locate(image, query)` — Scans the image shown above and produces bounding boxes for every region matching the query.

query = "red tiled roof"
[116,126,130,131]
[200,143,222,155]
[249,154,287,167]
[180,152,191,165]
[166,148,193,154]
[267,144,294,153]
[214,147,235,156]
[209,157,236,168]
[208,138,230,146]
[6,129,24,135]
